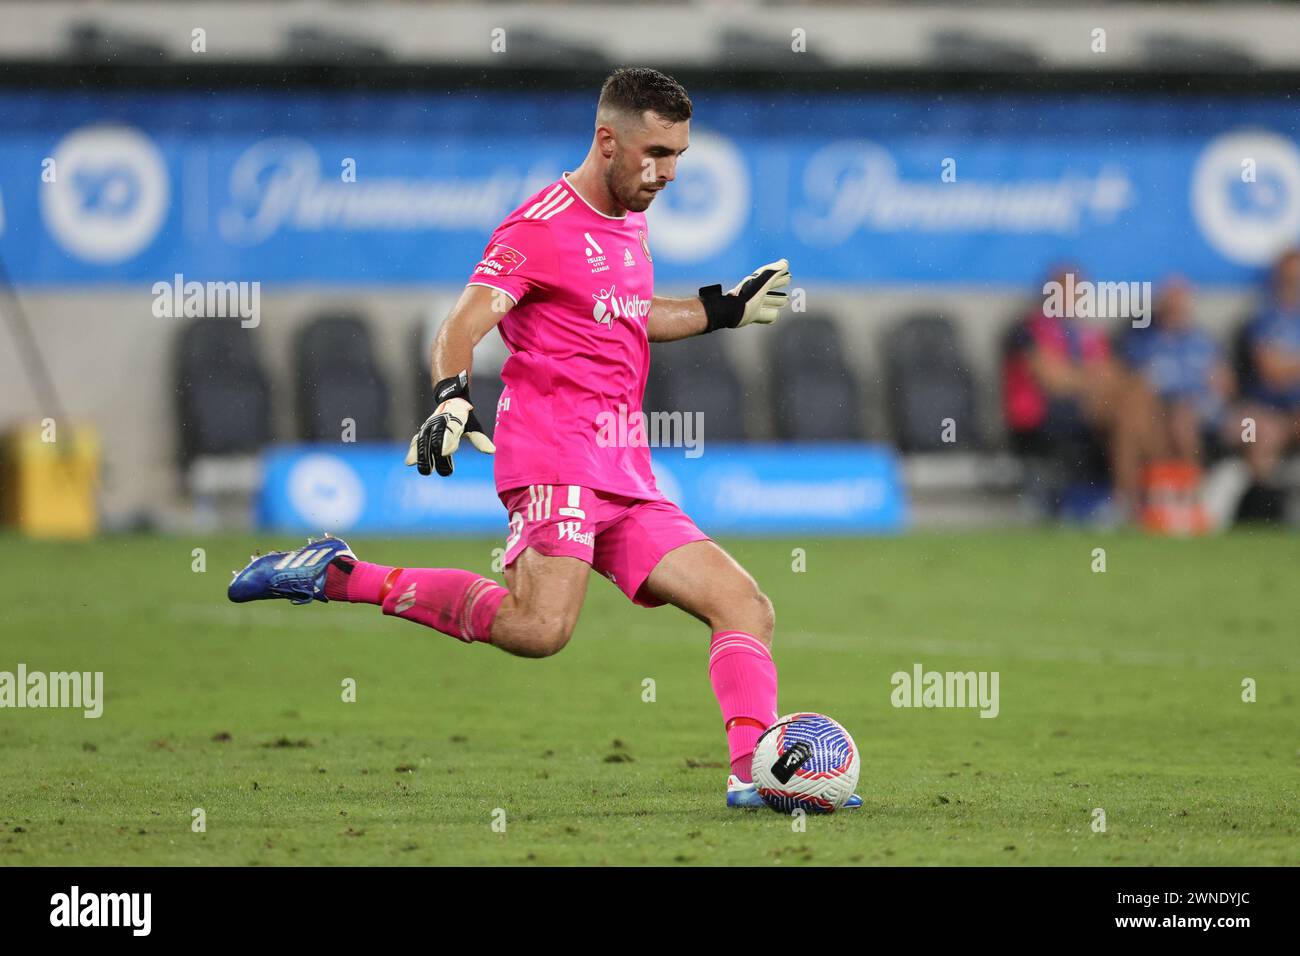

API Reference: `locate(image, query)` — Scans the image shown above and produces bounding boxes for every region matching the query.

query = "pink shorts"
[499,484,711,607]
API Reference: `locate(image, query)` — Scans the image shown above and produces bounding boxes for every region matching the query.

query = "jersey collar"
[561,172,629,220]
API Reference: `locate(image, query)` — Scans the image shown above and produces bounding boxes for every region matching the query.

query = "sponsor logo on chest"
[583,232,608,274]
[591,284,651,328]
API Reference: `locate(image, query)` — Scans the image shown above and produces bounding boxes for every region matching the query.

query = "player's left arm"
[647,294,708,342]
[647,258,792,343]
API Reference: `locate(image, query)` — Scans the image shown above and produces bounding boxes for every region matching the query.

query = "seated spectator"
[1233,248,1300,518]
[1119,276,1232,466]
[1003,267,1170,518]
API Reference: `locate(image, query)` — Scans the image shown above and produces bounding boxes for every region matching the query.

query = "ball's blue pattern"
[755,712,857,814]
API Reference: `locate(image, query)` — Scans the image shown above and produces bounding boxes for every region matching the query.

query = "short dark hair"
[597,67,692,123]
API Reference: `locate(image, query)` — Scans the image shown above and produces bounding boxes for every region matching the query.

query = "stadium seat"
[770,315,863,440]
[175,317,272,465]
[295,312,391,442]
[885,314,981,452]
[647,334,748,442]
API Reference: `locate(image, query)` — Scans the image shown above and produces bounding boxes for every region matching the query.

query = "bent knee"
[754,590,775,646]
[710,585,775,647]
[521,616,575,658]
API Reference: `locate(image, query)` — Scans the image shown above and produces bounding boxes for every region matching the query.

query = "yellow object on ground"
[0,421,101,538]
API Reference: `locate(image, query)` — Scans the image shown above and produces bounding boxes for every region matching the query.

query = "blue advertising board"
[257,442,907,536]
[1,90,1299,286]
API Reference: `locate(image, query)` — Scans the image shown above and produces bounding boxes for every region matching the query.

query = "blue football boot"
[228,535,355,605]
[726,775,863,810]
[726,775,769,809]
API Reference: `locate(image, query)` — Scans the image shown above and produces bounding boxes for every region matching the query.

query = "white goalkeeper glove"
[698,258,792,332]
[405,370,495,477]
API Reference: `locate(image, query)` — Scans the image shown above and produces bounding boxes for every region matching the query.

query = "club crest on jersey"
[583,232,609,274]
[638,228,652,263]
[591,284,652,328]
[557,521,594,546]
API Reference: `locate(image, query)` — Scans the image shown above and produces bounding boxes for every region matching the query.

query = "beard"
[605,162,660,213]
[621,191,654,213]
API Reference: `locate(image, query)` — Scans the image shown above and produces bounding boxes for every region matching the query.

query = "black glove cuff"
[432,369,471,406]
[698,284,740,334]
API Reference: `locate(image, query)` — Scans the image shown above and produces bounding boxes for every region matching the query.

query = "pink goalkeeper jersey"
[467,173,661,500]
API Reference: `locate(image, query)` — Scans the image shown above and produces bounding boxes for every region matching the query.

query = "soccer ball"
[751,712,860,814]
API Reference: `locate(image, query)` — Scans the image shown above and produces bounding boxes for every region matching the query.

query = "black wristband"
[698,284,741,334]
[432,370,470,406]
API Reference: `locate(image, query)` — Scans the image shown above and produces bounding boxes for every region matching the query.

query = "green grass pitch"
[1,530,1296,866]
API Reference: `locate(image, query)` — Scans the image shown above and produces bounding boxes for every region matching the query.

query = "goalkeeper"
[229,67,859,810]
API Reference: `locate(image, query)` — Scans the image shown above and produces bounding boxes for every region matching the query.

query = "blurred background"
[3,0,1300,540]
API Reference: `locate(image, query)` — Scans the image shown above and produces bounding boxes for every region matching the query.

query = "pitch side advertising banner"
[1,90,1299,285]
[257,443,907,535]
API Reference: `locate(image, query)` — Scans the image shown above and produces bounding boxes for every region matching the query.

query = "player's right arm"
[407,285,512,477]
[409,219,553,478]
[430,284,514,386]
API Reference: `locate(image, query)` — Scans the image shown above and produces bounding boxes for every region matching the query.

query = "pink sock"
[708,630,778,783]
[327,559,506,643]
[325,557,395,604]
